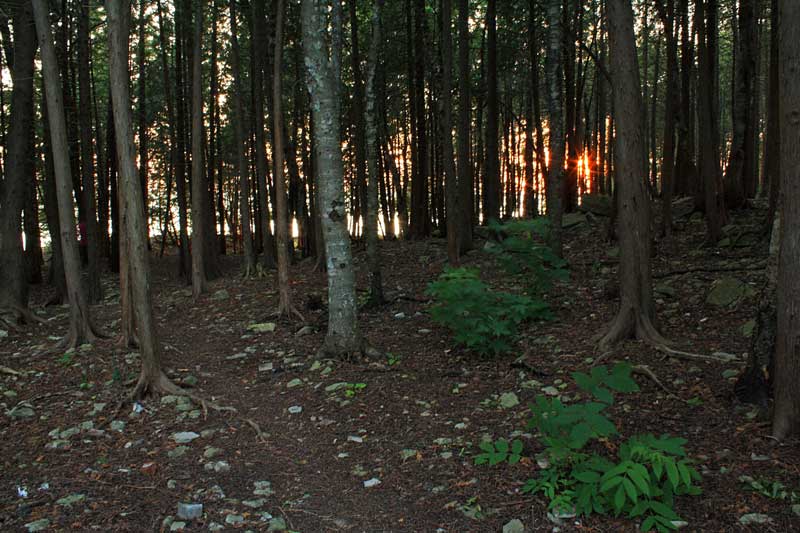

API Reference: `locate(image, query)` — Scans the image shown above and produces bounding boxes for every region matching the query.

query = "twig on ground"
[654,344,742,364]
[632,364,687,403]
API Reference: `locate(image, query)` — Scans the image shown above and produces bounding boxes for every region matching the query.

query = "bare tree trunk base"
[0,304,46,327]
[597,307,670,352]
[58,320,106,351]
[317,337,382,362]
[277,300,305,322]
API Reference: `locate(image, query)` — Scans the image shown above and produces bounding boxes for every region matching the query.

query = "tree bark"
[440,0,459,263]
[599,0,666,350]
[365,0,385,304]
[32,0,99,348]
[0,2,36,320]
[483,0,500,223]
[408,0,429,238]
[772,0,800,439]
[302,0,366,358]
[456,0,473,251]
[190,0,207,299]
[545,0,564,257]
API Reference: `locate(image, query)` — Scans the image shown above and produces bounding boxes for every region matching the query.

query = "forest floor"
[2,204,800,533]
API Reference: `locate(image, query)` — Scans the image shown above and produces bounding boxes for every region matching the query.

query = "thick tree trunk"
[42,96,67,303]
[107,0,175,398]
[32,0,99,348]
[724,0,757,209]
[599,0,665,350]
[544,0,564,257]
[302,0,366,358]
[0,2,36,320]
[190,0,207,299]
[364,0,385,304]
[772,0,800,439]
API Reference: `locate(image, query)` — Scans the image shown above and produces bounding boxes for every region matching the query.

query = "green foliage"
[486,219,569,295]
[427,267,552,356]
[343,382,367,398]
[58,352,75,366]
[476,363,702,532]
[739,475,799,502]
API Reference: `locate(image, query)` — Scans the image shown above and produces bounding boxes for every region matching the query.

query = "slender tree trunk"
[190,0,207,298]
[137,0,148,230]
[32,0,99,348]
[656,0,678,237]
[42,96,67,303]
[439,0,459,263]
[0,2,36,320]
[272,0,300,318]
[456,0,473,251]
[78,0,102,303]
[483,0,500,223]
[364,0,385,304]
[174,0,191,281]
[545,0,564,257]
[302,0,367,359]
[765,0,780,226]
[229,0,256,276]
[600,0,666,350]
[409,0,429,238]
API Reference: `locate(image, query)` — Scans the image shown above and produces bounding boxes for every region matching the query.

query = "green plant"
[386,353,401,366]
[427,267,552,356]
[344,382,367,398]
[475,363,702,532]
[486,219,569,295]
[739,475,798,502]
[58,352,74,366]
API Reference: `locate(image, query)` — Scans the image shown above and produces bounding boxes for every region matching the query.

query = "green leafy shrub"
[476,363,702,532]
[426,267,552,356]
[486,219,569,294]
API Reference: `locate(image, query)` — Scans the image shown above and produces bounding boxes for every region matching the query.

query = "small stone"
[541,386,560,396]
[167,480,178,489]
[363,478,381,488]
[750,452,770,461]
[46,439,70,450]
[325,382,349,392]
[253,481,274,496]
[110,420,126,432]
[722,369,739,379]
[177,502,203,520]
[286,378,302,388]
[268,517,287,531]
[499,392,520,408]
[242,498,265,508]
[739,513,773,525]
[259,362,274,372]
[792,504,800,517]
[25,518,50,532]
[168,446,189,459]
[399,449,418,460]
[226,353,248,361]
[394,312,406,319]
[347,435,363,443]
[225,514,244,525]
[204,461,230,473]
[247,322,277,333]
[56,493,86,506]
[288,406,302,414]
[172,431,200,444]
[59,426,80,439]
[210,289,230,301]
[7,405,35,419]
[170,521,187,531]
[502,519,525,533]
[208,523,224,531]
[203,447,223,459]
[181,375,198,387]
[670,521,689,529]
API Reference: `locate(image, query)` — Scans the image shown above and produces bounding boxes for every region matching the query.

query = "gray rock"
[170,521,187,531]
[110,420,126,432]
[738,513,772,525]
[168,446,190,459]
[177,502,203,520]
[208,523,224,532]
[295,325,315,337]
[286,378,303,388]
[172,431,200,444]
[242,498,265,508]
[253,480,274,496]
[203,446,223,459]
[7,405,35,419]
[25,518,50,532]
[268,517,287,531]
[325,382,349,392]
[210,289,230,301]
[502,519,525,533]
[363,478,381,488]
[225,514,244,525]
[498,392,520,409]
[706,277,755,307]
[247,322,276,333]
[56,493,86,506]
[288,406,303,414]
[204,460,231,473]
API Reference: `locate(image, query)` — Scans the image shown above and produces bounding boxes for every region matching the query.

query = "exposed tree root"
[316,337,383,363]
[129,371,265,442]
[653,344,742,364]
[0,365,23,376]
[653,262,766,279]
[597,308,670,352]
[277,302,305,323]
[632,364,687,403]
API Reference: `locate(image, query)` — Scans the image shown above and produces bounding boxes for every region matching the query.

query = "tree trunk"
[456,0,473,251]
[724,0,757,209]
[78,0,102,303]
[765,0,780,227]
[439,0,459,263]
[32,0,99,348]
[656,0,678,237]
[409,0,429,238]
[545,0,564,257]
[599,0,665,350]
[229,0,256,276]
[302,0,367,359]
[42,97,67,303]
[190,0,207,299]
[0,2,36,320]
[272,0,299,318]
[772,0,800,439]
[365,0,385,304]
[174,0,191,281]
[483,0,500,223]
[106,0,176,399]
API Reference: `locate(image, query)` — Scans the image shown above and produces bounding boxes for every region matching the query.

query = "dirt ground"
[2,207,799,532]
